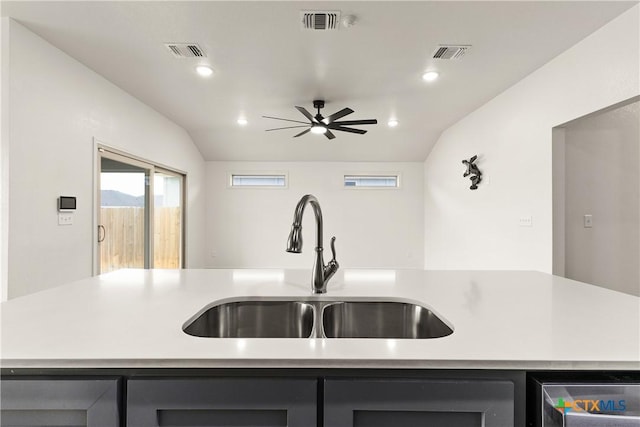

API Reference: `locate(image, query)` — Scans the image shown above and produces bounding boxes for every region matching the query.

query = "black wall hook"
[462,155,482,190]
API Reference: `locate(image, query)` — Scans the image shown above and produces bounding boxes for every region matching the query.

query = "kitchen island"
[2,268,638,369]
[1,269,639,426]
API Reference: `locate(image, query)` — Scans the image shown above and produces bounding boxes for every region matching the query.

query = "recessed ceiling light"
[237,118,248,126]
[422,71,439,82]
[388,119,399,127]
[196,65,213,77]
[310,124,327,134]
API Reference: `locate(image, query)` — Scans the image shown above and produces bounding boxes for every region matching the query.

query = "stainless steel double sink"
[183,298,453,339]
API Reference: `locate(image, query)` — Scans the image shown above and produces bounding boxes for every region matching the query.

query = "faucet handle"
[323,236,339,283]
[329,236,337,263]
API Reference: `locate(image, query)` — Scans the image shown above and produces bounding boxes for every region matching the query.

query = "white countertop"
[1,269,639,370]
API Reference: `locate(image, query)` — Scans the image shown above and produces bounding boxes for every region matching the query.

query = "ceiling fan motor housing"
[313,100,326,120]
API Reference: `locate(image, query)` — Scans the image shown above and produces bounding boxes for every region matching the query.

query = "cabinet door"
[127,378,317,427]
[0,378,120,427]
[324,378,514,427]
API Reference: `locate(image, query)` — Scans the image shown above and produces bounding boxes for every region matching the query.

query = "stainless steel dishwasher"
[530,375,640,426]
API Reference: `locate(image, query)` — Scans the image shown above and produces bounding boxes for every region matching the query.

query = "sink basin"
[322,301,453,339]
[183,300,314,338]
[183,298,452,339]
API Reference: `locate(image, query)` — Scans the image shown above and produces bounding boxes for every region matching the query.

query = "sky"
[101,173,166,196]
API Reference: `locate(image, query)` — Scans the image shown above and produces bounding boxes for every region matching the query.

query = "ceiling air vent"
[432,45,470,60]
[164,43,206,58]
[300,11,341,30]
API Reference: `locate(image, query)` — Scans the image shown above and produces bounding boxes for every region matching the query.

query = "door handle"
[98,225,106,243]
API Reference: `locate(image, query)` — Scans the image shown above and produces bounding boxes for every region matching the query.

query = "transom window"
[229,173,287,188]
[344,175,399,188]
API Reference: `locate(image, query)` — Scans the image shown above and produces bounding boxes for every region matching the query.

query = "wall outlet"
[58,212,73,225]
[584,214,593,228]
[519,216,533,227]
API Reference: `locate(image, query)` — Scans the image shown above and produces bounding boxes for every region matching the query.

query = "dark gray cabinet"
[0,372,522,426]
[0,378,120,427]
[324,378,515,427]
[127,378,317,427]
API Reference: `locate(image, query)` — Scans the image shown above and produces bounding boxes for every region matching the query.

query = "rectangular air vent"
[300,11,341,30]
[432,45,470,60]
[164,43,206,58]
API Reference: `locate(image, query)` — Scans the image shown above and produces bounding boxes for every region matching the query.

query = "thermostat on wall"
[58,196,77,212]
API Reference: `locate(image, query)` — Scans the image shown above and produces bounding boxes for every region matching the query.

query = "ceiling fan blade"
[262,116,310,125]
[322,107,354,124]
[295,106,316,123]
[324,130,336,140]
[265,125,310,132]
[293,128,311,138]
[330,126,367,135]
[330,119,377,126]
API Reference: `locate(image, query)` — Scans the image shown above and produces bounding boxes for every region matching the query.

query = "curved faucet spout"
[286,194,323,253]
[286,194,339,294]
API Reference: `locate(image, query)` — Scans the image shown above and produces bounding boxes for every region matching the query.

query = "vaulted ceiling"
[2,1,636,161]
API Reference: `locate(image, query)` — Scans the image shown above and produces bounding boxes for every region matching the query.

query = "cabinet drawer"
[0,378,120,427]
[324,378,514,427]
[127,378,317,427]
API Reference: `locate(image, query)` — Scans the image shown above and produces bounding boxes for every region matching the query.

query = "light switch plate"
[58,212,73,225]
[584,214,593,228]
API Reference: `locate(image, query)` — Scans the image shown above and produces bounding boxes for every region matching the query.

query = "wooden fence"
[100,207,182,273]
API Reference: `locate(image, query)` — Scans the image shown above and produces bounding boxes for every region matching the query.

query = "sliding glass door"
[97,147,184,274]
[153,169,183,269]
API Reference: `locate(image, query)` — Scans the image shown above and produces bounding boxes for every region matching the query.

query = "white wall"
[551,127,566,277]
[423,6,640,272]
[206,162,424,270]
[1,18,9,302]
[562,101,639,296]
[5,20,206,299]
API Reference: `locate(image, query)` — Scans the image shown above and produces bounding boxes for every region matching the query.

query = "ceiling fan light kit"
[311,124,328,134]
[263,100,377,140]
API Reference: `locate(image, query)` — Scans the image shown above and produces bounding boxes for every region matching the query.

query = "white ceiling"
[2,1,637,161]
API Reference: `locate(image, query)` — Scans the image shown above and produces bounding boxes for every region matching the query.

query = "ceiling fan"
[263,100,377,140]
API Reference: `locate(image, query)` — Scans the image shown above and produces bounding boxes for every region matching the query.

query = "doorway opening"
[552,97,639,296]
[96,145,185,274]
